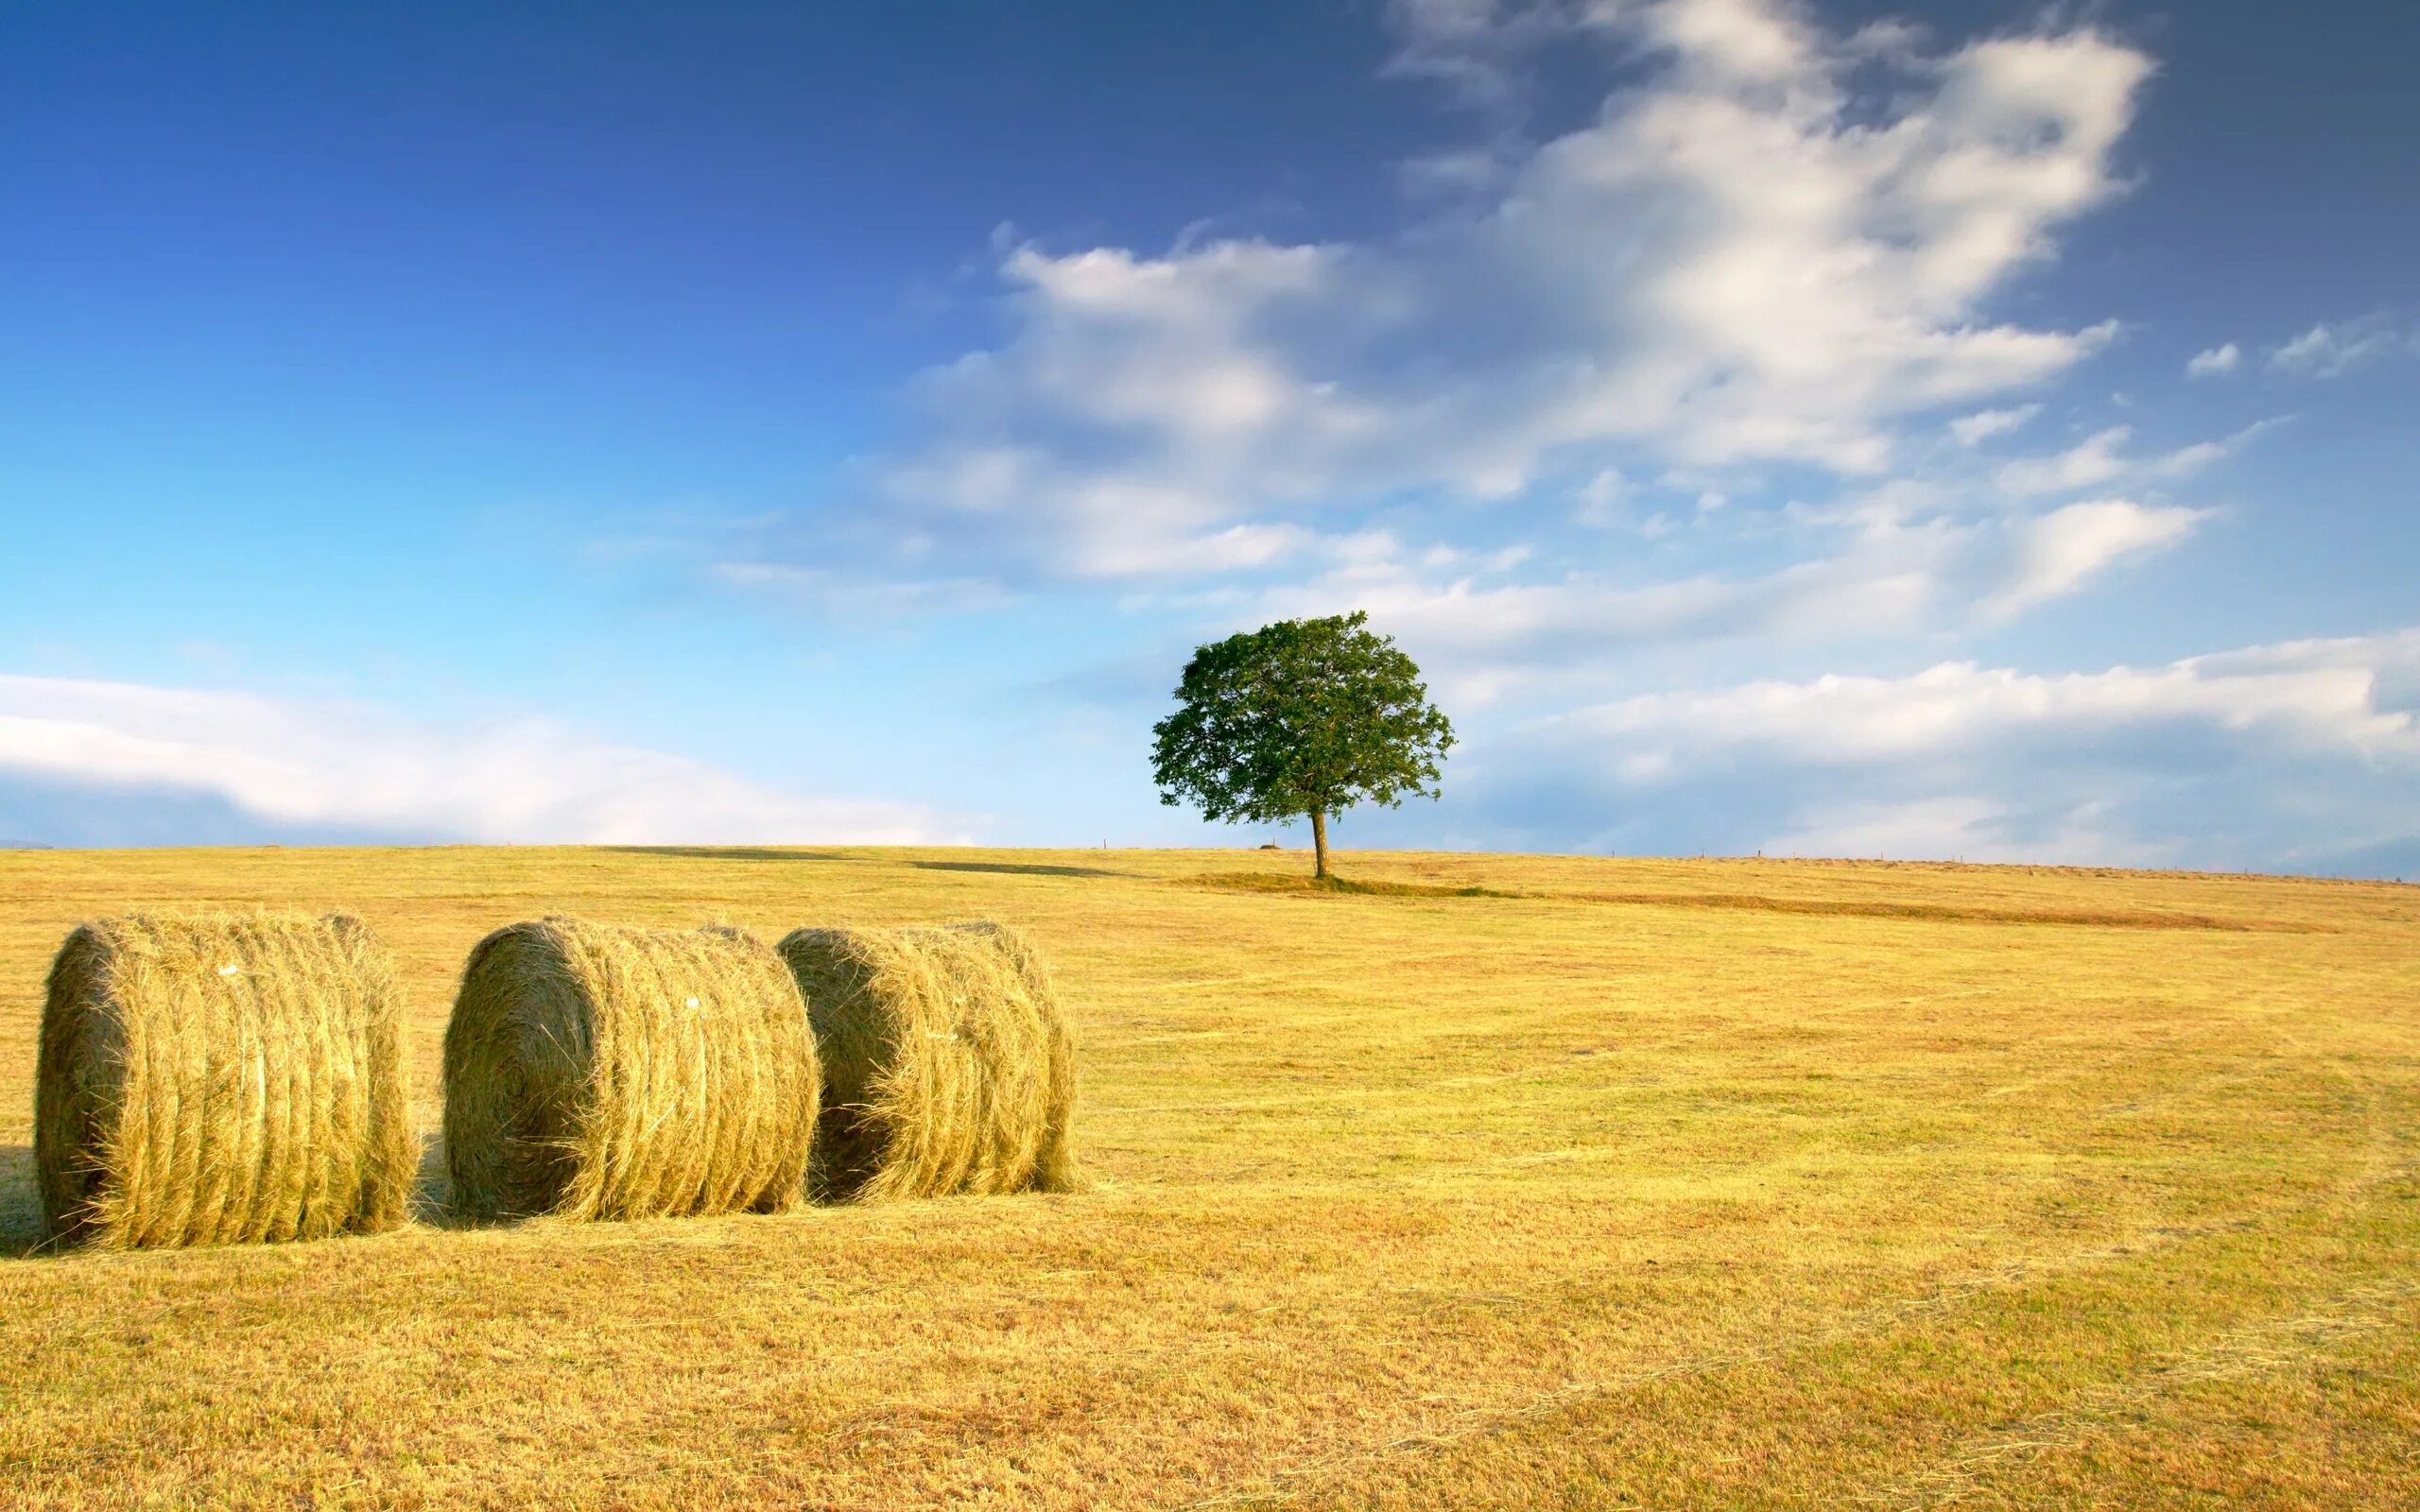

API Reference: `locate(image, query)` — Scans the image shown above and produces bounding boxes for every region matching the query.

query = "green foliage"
[1150,611,1454,831]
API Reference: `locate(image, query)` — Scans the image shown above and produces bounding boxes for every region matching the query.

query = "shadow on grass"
[1558,890,2294,931]
[1193,871,1517,900]
[0,1133,478,1257]
[411,1131,466,1228]
[911,860,1135,879]
[604,846,862,864]
[1194,871,2291,930]
[0,1146,43,1256]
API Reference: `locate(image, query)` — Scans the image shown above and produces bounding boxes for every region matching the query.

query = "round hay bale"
[442,917,818,1223]
[33,911,415,1250]
[776,921,1080,1202]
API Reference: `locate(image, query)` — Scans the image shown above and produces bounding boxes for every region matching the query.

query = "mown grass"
[0,844,2412,1509]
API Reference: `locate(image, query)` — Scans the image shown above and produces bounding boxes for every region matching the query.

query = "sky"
[1,0,2415,873]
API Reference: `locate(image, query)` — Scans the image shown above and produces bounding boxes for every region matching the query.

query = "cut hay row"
[779,921,1080,1202]
[441,918,819,1223]
[34,911,415,1249]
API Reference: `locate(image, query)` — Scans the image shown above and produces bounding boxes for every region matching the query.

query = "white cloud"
[1238,497,2202,703]
[836,0,2151,583]
[1994,421,2262,497]
[1432,629,2420,868]
[2186,342,2240,377]
[1381,0,1614,110]
[710,561,1007,619]
[1561,631,2420,768]
[1996,425,2134,495]
[1949,404,2040,446]
[2268,314,2412,379]
[1574,466,1631,526]
[1644,0,1824,83]
[1765,796,2152,866]
[0,675,958,845]
[1398,144,1517,198]
[1982,499,2203,618]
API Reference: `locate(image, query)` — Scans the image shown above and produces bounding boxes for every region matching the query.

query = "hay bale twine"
[33,911,415,1249]
[442,918,817,1223]
[777,921,1080,1201]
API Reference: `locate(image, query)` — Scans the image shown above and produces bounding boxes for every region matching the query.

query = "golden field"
[0,843,2413,1510]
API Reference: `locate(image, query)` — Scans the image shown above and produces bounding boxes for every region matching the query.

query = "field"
[1,844,2415,1510]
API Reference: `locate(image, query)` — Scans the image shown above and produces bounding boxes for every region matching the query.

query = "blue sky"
[2,0,2414,872]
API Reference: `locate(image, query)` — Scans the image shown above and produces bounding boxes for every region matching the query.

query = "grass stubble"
[0,845,2411,1508]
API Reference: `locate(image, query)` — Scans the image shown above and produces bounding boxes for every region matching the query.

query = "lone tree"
[1150,611,1454,881]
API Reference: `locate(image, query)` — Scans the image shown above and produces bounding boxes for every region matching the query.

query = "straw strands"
[442,918,818,1223]
[778,920,1080,1202]
[33,911,415,1249]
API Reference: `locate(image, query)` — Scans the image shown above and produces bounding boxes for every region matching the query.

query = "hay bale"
[442,918,818,1223]
[777,921,1080,1201]
[33,911,415,1249]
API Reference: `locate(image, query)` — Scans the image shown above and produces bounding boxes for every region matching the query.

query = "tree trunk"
[1310,809,1329,880]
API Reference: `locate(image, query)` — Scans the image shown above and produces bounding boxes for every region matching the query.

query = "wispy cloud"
[1227,497,2203,706]
[1994,421,2270,498]
[2268,313,2414,379]
[1379,0,1616,113]
[0,675,959,846]
[1948,404,2041,447]
[1995,426,2137,496]
[2186,342,2240,377]
[1980,499,2204,619]
[1561,634,2419,766]
[1445,629,2420,869]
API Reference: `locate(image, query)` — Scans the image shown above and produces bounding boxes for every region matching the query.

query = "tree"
[1150,611,1454,880]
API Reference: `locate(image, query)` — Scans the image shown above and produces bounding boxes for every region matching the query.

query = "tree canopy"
[1150,611,1453,877]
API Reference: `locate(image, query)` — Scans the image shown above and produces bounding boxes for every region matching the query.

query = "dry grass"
[0,844,2413,1509]
[33,910,413,1249]
[779,920,1080,1201]
[443,917,817,1223]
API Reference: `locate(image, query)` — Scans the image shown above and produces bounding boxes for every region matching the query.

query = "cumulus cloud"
[690,1,2308,873]
[2186,342,2240,377]
[762,0,2150,588]
[0,675,957,846]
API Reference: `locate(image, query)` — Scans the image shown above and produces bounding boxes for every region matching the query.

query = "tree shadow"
[603,846,861,864]
[910,860,1133,879]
